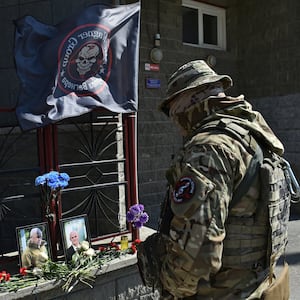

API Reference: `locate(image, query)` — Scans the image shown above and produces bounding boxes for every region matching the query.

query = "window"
[0,110,138,256]
[182,0,226,50]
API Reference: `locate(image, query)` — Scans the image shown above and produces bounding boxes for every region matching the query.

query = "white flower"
[84,248,95,257]
[32,267,43,277]
[80,240,90,251]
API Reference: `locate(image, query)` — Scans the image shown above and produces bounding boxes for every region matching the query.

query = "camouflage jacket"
[21,240,48,268]
[160,95,284,299]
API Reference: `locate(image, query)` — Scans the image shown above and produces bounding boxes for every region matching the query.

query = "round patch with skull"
[57,24,111,96]
[172,176,196,203]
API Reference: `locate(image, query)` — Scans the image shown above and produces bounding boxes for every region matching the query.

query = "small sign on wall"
[145,63,160,72]
[145,78,161,89]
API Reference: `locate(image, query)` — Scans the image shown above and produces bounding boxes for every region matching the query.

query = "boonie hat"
[159,60,233,116]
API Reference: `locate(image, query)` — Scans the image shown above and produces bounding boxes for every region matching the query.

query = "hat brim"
[159,75,232,116]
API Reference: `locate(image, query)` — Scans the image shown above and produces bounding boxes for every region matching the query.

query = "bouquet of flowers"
[126,204,149,228]
[35,171,70,219]
[0,239,142,294]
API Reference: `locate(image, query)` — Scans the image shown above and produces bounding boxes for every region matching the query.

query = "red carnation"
[20,267,27,276]
[130,244,137,254]
[132,239,141,245]
[1,271,10,281]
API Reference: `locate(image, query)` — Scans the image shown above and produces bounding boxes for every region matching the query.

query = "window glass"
[203,14,218,45]
[182,6,198,44]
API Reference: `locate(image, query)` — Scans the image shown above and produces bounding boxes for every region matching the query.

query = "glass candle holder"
[120,235,128,250]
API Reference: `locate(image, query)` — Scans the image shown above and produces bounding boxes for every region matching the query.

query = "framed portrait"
[16,222,52,268]
[60,214,91,262]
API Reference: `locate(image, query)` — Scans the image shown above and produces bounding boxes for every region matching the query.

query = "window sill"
[183,42,226,51]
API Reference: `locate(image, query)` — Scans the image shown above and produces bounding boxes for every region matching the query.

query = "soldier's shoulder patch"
[172,176,195,204]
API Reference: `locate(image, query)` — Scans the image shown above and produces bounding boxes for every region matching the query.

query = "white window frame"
[182,0,226,50]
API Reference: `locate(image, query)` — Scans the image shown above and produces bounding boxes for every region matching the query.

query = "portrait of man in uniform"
[16,222,51,269]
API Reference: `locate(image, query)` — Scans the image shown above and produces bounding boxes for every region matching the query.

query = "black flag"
[14,2,140,131]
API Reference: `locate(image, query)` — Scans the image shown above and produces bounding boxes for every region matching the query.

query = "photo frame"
[59,214,91,262]
[16,222,52,268]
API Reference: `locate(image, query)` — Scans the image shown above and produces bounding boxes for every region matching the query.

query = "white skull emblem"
[76,44,100,76]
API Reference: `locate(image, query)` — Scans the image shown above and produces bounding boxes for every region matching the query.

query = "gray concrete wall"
[235,0,300,99]
[232,0,300,160]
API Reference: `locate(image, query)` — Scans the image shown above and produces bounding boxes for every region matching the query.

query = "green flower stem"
[0,246,136,294]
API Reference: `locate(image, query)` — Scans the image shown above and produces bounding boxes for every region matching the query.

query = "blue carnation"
[58,173,70,188]
[58,180,68,188]
[35,175,46,186]
[59,173,70,182]
[47,171,59,181]
[46,172,59,190]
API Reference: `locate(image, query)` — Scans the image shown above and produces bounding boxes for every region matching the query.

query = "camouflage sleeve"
[160,138,245,298]
[21,248,32,268]
[38,245,49,264]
